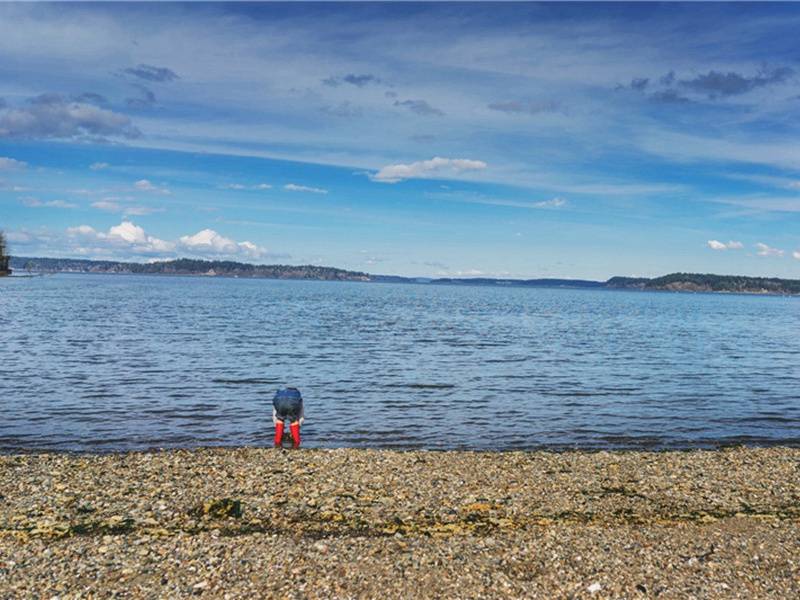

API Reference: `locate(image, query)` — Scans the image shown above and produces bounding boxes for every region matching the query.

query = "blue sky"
[2,2,800,280]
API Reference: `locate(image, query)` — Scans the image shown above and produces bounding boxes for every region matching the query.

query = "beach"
[2,446,799,598]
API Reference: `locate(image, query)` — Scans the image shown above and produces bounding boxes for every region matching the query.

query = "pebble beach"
[2,446,799,599]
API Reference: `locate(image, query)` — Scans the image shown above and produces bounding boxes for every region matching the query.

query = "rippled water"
[2,273,799,452]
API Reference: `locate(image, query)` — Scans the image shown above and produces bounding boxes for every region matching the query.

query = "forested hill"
[607,273,800,294]
[8,257,800,294]
[9,257,371,281]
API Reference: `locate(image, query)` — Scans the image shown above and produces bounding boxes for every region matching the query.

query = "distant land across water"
[8,256,800,295]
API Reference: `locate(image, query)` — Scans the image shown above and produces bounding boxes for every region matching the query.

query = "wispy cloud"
[23,197,79,209]
[323,74,382,88]
[135,179,170,195]
[707,240,744,250]
[92,198,162,216]
[394,99,444,117]
[0,94,140,141]
[218,183,273,191]
[488,100,559,116]
[754,242,785,258]
[371,157,487,183]
[622,65,795,104]
[284,184,328,194]
[121,64,179,83]
[0,157,28,171]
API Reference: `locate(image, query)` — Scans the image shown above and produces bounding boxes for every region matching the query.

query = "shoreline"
[3,446,800,598]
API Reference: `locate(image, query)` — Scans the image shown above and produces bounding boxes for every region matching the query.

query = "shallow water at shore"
[2,273,800,452]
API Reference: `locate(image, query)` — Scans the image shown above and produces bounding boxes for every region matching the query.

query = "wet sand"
[2,446,799,598]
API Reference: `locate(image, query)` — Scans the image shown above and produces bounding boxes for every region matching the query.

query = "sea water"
[1,273,799,452]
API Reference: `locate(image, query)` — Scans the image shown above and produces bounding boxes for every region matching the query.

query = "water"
[2,273,799,452]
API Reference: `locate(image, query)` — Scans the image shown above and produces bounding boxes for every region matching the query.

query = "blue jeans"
[273,388,303,422]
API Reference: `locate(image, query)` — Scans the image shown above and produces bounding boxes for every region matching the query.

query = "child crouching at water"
[273,387,304,448]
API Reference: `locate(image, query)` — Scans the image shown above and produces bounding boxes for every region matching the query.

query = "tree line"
[8,257,372,281]
[607,273,800,294]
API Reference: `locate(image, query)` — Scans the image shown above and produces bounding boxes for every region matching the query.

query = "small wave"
[212,378,282,385]
[385,383,457,390]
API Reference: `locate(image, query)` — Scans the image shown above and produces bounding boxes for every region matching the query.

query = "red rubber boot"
[274,422,285,447]
[290,423,301,448]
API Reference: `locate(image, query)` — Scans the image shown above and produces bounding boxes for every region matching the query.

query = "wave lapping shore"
[2,447,800,598]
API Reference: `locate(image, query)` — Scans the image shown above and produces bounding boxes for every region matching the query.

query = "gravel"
[2,446,799,598]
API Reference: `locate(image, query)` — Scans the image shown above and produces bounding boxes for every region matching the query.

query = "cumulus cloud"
[0,94,140,141]
[122,64,179,83]
[284,183,328,194]
[66,221,269,260]
[67,222,170,255]
[488,100,559,116]
[707,240,744,250]
[90,162,109,171]
[793,252,800,260]
[394,99,444,117]
[0,157,28,172]
[754,242,785,258]
[176,229,268,259]
[371,157,488,184]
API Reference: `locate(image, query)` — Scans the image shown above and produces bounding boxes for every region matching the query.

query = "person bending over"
[272,387,304,448]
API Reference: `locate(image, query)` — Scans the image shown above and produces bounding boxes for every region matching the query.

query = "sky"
[2,1,800,281]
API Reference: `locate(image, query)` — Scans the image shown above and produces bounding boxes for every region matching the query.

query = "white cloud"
[67,222,170,255]
[123,205,161,216]
[371,157,488,183]
[23,197,78,209]
[0,157,28,172]
[754,242,785,258]
[218,183,273,190]
[535,197,568,208]
[92,200,123,212]
[65,221,267,259]
[284,183,328,194]
[707,240,744,250]
[177,228,269,259]
[793,252,800,260]
[92,198,161,216]
[135,179,170,194]
[90,162,109,170]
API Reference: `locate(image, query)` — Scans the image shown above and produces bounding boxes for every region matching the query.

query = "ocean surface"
[2,273,799,452]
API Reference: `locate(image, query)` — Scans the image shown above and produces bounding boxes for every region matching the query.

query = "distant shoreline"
[8,256,800,294]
